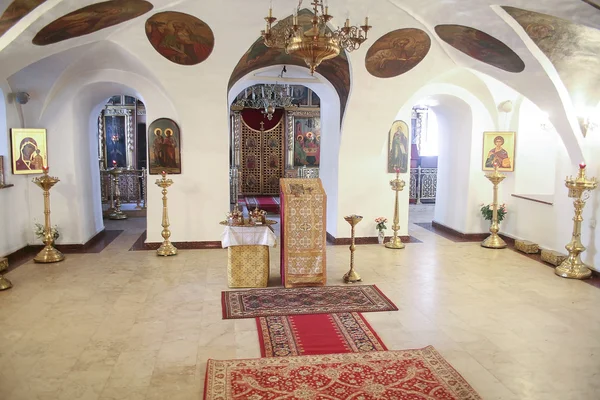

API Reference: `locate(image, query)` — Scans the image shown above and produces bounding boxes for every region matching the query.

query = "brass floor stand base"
[109,211,128,220]
[385,236,405,249]
[0,276,12,290]
[481,234,507,249]
[555,260,592,280]
[343,269,362,283]
[157,242,178,257]
[34,245,65,263]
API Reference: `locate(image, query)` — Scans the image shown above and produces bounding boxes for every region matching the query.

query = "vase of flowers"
[375,217,387,244]
[480,203,507,223]
[34,223,59,244]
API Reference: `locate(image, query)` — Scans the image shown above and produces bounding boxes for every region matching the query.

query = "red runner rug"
[257,312,387,357]
[204,346,482,399]
[245,196,280,213]
[221,285,398,319]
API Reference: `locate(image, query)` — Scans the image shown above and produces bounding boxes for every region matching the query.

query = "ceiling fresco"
[228,9,350,121]
[145,12,214,66]
[435,24,525,73]
[0,0,47,38]
[32,0,153,46]
[502,6,600,134]
[365,28,431,78]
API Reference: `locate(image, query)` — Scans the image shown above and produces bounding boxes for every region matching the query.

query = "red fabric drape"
[241,108,284,131]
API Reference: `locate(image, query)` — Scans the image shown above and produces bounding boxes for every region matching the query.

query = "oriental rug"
[221,285,398,319]
[257,312,387,357]
[244,195,280,213]
[204,346,482,400]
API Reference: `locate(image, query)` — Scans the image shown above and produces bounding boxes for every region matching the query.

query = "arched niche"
[227,64,342,234]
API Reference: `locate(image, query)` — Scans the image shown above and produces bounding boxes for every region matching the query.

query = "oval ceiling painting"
[145,12,214,66]
[435,25,525,73]
[32,0,153,46]
[365,28,431,78]
[0,0,47,38]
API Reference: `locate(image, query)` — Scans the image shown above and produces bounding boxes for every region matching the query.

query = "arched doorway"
[228,80,322,214]
[96,94,148,218]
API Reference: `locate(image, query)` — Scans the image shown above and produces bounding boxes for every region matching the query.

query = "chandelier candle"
[261,0,371,74]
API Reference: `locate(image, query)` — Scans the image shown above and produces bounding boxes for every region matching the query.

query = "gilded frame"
[286,108,321,170]
[482,131,516,172]
[10,128,48,174]
[102,108,134,169]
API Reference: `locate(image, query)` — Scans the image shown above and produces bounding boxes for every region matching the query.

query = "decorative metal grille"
[409,168,418,199]
[419,168,437,200]
[100,169,146,208]
[409,167,437,204]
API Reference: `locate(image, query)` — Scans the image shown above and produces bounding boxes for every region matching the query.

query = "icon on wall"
[148,118,181,174]
[10,128,48,175]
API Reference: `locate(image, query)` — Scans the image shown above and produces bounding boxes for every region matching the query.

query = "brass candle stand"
[555,163,598,279]
[32,168,65,263]
[343,214,362,283]
[108,167,127,220]
[155,171,177,256]
[385,169,406,249]
[481,165,507,249]
[0,258,12,290]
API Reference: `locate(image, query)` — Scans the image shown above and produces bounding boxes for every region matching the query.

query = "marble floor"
[1,216,599,399]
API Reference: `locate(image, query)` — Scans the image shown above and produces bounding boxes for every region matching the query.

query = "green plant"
[480,203,507,223]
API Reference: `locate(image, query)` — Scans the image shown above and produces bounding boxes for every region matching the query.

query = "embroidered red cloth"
[257,312,387,357]
[204,346,482,399]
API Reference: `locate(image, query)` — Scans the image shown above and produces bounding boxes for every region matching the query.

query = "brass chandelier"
[261,0,371,74]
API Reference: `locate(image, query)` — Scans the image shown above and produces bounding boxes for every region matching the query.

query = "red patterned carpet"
[221,285,398,319]
[257,312,387,357]
[245,196,280,213]
[204,346,482,399]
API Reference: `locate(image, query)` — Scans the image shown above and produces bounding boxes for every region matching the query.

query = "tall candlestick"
[343,214,363,283]
[155,171,177,256]
[385,168,406,249]
[32,169,65,263]
[555,163,598,279]
[481,164,507,249]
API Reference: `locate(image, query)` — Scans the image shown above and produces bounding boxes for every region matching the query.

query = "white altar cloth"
[221,226,277,248]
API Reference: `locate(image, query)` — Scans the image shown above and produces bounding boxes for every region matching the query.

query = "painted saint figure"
[389,125,409,173]
[485,135,511,168]
[15,137,38,171]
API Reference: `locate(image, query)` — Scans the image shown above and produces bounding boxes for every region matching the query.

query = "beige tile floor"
[1,214,599,400]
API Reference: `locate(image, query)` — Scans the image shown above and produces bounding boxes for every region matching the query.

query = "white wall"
[0,82,31,257]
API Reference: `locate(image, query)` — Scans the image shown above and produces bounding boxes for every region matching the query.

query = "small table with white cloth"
[220,223,277,288]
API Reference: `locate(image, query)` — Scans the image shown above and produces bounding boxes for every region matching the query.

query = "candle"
[325,6,329,15]
[579,162,586,169]
[161,170,166,176]
[345,18,350,28]
[268,7,272,18]
[42,165,49,173]
[395,167,399,174]
[112,160,117,166]
[365,16,369,26]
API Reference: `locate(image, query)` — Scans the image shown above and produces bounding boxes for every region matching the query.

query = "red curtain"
[241,108,284,131]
